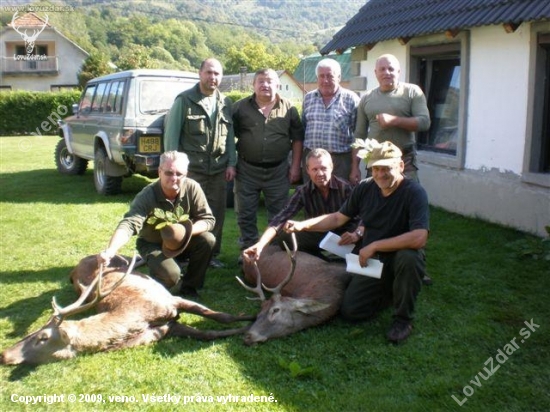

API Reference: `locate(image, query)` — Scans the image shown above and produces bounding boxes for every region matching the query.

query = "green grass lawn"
[1,135,549,412]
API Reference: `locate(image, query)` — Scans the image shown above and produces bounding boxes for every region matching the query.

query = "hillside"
[1,0,366,73]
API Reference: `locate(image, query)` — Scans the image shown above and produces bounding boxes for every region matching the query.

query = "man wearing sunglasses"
[98,151,215,299]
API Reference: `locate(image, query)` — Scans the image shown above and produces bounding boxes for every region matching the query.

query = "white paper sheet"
[345,253,383,279]
[319,232,354,258]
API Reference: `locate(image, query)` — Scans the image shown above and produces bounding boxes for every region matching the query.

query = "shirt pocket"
[186,114,207,136]
[333,107,353,133]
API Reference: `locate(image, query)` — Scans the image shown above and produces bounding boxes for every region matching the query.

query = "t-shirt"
[339,178,429,254]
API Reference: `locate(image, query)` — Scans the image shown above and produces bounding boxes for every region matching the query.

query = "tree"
[77,52,114,89]
[225,41,300,74]
[115,45,158,70]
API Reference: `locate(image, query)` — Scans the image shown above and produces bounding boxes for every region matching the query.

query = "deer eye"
[272,308,280,314]
[36,332,50,343]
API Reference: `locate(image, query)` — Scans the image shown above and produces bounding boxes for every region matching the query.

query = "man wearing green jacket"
[98,151,216,298]
[164,58,236,268]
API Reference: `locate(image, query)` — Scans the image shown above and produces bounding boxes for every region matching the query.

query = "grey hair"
[316,58,341,77]
[160,151,189,171]
[306,148,333,168]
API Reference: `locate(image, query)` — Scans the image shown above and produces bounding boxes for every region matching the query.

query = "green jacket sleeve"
[164,95,185,152]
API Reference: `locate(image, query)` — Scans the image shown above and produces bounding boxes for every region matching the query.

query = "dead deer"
[237,235,351,345]
[1,254,254,365]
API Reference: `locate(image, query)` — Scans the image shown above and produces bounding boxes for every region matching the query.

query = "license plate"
[139,136,160,153]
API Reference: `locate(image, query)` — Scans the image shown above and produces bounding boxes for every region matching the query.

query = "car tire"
[55,139,88,175]
[94,147,122,195]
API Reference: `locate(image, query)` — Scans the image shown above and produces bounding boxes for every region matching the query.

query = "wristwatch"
[355,229,363,238]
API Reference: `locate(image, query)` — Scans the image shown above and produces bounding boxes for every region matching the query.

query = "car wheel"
[94,147,122,195]
[54,139,88,175]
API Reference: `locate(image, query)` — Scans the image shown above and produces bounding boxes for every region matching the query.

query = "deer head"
[237,235,330,345]
[1,255,135,365]
[11,12,49,55]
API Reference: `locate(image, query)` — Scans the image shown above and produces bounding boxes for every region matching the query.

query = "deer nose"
[243,331,266,346]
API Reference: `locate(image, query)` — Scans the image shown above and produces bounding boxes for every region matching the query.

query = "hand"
[97,249,115,267]
[358,243,376,267]
[243,244,263,262]
[225,166,236,181]
[349,168,361,185]
[283,220,303,233]
[339,231,360,245]
[288,164,302,184]
[376,113,396,129]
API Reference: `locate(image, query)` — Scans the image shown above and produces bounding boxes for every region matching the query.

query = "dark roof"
[293,51,352,83]
[321,0,550,54]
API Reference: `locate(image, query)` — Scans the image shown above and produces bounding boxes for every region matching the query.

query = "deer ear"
[289,299,330,314]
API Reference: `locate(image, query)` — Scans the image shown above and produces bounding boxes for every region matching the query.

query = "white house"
[322,0,550,237]
[0,12,88,91]
[219,70,304,105]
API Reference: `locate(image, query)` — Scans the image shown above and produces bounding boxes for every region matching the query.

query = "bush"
[0,90,82,136]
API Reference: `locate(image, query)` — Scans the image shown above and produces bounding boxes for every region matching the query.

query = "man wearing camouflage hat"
[284,140,429,343]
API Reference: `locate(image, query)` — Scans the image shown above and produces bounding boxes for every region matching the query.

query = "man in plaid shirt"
[302,58,361,184]
[242,148,360,262]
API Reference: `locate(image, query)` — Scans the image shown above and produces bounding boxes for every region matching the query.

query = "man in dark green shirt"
[232,68,304,254]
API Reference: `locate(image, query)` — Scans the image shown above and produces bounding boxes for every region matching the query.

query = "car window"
[139,78,195,114]
[79,85,97,114]
[104,80,125,114]
[91,82,108,113]
[99,82,113,113]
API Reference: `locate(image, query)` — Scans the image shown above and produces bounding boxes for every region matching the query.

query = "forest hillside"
[1,0,365,73]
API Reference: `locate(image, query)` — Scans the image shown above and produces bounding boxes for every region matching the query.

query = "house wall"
[1,27,86,91]
[356,24,550,237]
[278,73,304,105]
[467,25,529,174]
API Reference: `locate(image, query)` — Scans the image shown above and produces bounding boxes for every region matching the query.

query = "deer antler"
[11,12,26,37]
[236,261,266,301]
[263,233,297,296]
[51,253,137,321]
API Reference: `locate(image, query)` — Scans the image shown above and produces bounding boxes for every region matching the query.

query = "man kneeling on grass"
[283,140,429,343]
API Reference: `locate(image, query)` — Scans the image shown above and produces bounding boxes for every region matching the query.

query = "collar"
[307,175,339,193]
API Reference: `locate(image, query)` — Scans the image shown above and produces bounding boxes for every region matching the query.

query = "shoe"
[422,275,433,286]
[179,286,200,299]
[209,258,225,268]
[387,319,413,343]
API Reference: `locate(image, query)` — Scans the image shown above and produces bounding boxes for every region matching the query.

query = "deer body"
[1,255,253,365]
[240,244,351,345]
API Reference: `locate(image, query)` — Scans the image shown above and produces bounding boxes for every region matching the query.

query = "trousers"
[137,232,216,290]
[235,160,290,249]
[187,170,226,256]
[340,249,425,322]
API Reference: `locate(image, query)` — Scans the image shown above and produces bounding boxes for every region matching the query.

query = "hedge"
[0,90,82,136]
[0,89,298,136]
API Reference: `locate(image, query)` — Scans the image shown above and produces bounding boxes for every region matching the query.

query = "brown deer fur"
[1,255,254,365]
[239,245,351,345]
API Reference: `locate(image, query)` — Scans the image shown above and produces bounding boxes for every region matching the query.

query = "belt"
[241,158,285,168]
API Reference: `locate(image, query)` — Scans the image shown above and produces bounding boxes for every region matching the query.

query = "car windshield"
[139,78,196,114]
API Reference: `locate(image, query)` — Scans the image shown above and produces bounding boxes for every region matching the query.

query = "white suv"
[55,69,198,195]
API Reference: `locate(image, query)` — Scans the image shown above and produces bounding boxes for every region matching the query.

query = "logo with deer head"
[11,12,49,55]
